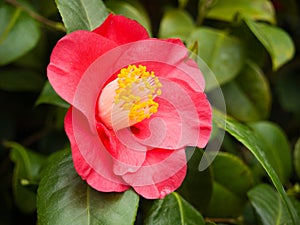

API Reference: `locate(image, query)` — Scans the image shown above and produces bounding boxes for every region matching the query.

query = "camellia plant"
[0,0,300,225]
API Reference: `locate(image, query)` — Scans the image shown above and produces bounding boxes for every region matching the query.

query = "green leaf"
[143,192,205,225]
[0,2,40,65]
[178,148,213,212]
[290,196,300,216]
[213,110,299,224]
[36,81,69,108]
[158,9,195,41]
[207,183,245,217]
[55,0,109,33]
[244,18,295,70]
[105,0,152,35]
[187,27,244,87]
[196,55,219,91]
[222,60,271,122]
[6,142,46,213]
[249,121,292,184]
[0,69,44,92]
[206,0,275,23]
[293,137,300,179]
[13,33,48,70]
[205,152,254,217]
[213,152,254,196]
[37,149,139,225]
[248,184,293,225]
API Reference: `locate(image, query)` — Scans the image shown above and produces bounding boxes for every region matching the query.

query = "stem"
[4,0,65,32]
[196,0,214,26]
[0,8,21,44]
[205,217,238,224]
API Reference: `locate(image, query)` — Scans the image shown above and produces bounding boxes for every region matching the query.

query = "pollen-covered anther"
[114,65,162,124]
[129,99,159,123]
[97,64,162,131]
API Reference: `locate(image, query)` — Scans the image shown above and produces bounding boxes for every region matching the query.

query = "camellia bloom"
[47,14,212,199]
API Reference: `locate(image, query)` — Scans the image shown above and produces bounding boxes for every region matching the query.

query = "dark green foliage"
[1,0,300,224]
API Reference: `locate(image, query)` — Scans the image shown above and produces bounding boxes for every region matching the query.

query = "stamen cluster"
[114,65,162,123]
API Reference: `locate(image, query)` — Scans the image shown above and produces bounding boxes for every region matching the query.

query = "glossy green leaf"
[196,54,219,91]
[37,149,139,225]
[249,121,292,184]
[0,69,44,92]
[13,33,48,70]
[241,26,267,68]
[143,192,205,225]
[7,142,46,213]
[55,0,108,33]
[158,9,195,40]
[242,202,261,225]
[36,81,69,108]
[213,110,299,224]
[0,2,40,65]
[290,196,300,217]
[248,184,293,225]
[206,0,275,23]
[205,152,254,217]
[178,148,213,212]
[244,18,295,70]
[105,0,152,35]
[207,182,245,217]
[222,61,271,122]
[293,137,300,179]
[188,27,244,87]
[212,152,254,197]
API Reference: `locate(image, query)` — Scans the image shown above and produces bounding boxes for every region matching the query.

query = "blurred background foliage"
[0,0,300,224]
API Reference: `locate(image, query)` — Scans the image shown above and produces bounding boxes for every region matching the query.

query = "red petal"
[97,122,147,176]
[47,31,117,104]
[162,38,205,92]
[133,166,186,199]
[163,38,185,46]
[141,60,205,93]
[132,98,182,149]
[124,148,187,199]
[189,91,212,148]
[132,65,212,149]
[65,108,129,192]
[93,14,149,45]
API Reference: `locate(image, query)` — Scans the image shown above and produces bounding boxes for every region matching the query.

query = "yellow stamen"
[114,65,162,124]
[97,64,162,130]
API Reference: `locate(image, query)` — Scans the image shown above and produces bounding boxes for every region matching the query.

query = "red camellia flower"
[47,14,212,199]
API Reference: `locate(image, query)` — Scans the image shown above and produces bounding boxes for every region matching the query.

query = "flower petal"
[123,148,187,199]
[47,31,117,104]
[65,107,129,191]
[96,122,147,176]
[132,72,212,149]
[141,60,205,94]
[189,90,212,148]
[131,98,181,149]
[93,14,149,45]
[133,165,186,199]
[160,37,206,92]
